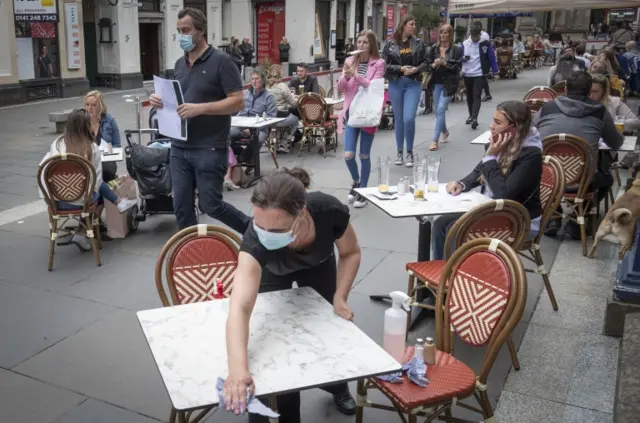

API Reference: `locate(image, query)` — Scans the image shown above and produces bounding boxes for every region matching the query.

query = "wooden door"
[139,23,160,80]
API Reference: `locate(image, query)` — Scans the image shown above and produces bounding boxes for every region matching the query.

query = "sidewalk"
[0,68,575,423]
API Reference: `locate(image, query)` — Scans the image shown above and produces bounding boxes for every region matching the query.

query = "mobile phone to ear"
[492,125,517,143]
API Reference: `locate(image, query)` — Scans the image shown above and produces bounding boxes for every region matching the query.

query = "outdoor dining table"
[354,184,492,324]
[470,130,639,152]
[324,97,344,106]
[231,116,286,177]
[137,286,401,421]
[101,147,123,163]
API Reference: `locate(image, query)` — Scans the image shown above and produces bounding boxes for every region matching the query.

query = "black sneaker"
[544,219,561,237]
[395,152,403,165]
[471,119,479,130]
[347,181,360,204]
[333,391,356,415]
[465,117,473,124]
[482,95,492,102]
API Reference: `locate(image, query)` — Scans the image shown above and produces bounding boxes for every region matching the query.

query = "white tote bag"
[347,79,385,128]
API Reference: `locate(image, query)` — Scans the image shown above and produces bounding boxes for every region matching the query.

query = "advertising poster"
[14,0,58,22]
[255,2,286,65]
[64,2,81,69]
[386,6,395,40]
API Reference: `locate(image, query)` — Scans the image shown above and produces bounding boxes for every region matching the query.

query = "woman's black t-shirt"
[400,39,413,67]
[240,192,351,276]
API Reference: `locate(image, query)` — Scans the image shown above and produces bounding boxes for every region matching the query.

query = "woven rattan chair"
[37,153,102,271]
[524,98,549,119]
[543,134,595,256]
[519,156,565,311]
[523,86,557,101]
[155,224,241,423]
[405,200,530,370]
[356,238,527,423]
[551,80,567,96]
[297,93,337,157]
[319,86,326,98]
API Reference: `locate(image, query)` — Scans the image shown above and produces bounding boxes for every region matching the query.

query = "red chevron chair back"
[523,86,557,101]
[155,224,242,306]
[436,238,527,379]
[551,80,567,96]
[524,98,549,118]
[39,153,96,213]
[444,200,531,259]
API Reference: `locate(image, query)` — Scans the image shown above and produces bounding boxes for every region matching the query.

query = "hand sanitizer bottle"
[383,291,411,363]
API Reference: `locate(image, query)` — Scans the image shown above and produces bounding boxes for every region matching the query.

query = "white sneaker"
[353,194,367,208]
[71,234,91,252]
[394,152,403,166]
[224,178,240,191]
[405,152,414,168]
[347,182,360,203]
[117,198,137,213]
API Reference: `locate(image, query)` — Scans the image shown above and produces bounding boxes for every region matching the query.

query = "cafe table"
[231,116,286,177]
[470,130,638,152]
[354,184,492,323]
[137,287,401,421]
[101,147,123,163]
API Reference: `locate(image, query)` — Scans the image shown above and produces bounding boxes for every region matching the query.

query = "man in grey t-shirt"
[149,8,250,232]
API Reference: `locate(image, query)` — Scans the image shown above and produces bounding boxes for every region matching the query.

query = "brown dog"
[589,175,640,260]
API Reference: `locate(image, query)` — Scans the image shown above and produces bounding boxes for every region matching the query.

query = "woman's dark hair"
[393,15,415,43]
[58,109,94,161]
[251,169,308,216]
[284,167,311,188]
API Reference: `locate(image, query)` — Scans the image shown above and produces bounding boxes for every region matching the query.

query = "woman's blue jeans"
[388,76,422,153]
[432,84,452,143]
[344,124,375,187]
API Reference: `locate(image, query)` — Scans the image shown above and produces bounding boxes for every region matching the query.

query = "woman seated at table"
[49,110,137,250]
[267,64,300,153]
[589,59,624,96]
[224,167,361,423]
[84,90,121,182]
[590,74,640,132]
[433,101,542,260]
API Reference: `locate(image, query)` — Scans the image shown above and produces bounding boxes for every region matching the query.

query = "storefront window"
[15,22,59,80]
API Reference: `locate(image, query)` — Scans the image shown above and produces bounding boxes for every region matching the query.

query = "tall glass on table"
[427,156,441,193]
[413,163,427,200]
[615,116,625,134]
[378,156,391,193]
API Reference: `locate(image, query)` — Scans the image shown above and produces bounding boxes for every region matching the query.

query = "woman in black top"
[431,101,542,260]
[426,24,462,151]
[223,168,362,423]
[383,15,428,168]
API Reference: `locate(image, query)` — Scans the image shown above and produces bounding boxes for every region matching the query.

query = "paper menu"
[153,76,187,141]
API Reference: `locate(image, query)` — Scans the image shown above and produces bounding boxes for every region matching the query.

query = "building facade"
[0,0,419,106]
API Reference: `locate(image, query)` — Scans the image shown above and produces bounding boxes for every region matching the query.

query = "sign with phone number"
[15,14,58,22]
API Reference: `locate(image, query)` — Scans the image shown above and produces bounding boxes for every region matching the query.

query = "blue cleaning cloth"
[377,357,429,387]
[216,377,280,417]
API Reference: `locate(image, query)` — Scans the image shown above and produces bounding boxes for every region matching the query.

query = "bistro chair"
[356,238,527,423]
[155,224,241,423]
[551,80,567,96]
[523,86,557,101]
[497,50,516,79]
[319,86,326,98]
[297,93,337,157]
[405,200,530,370]
[37,153,102,271]
[519,156,565,311]
[542,134,595,256]
[524,99,549,119]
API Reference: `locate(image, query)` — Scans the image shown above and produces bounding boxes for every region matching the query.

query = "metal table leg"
[252,129,262,178]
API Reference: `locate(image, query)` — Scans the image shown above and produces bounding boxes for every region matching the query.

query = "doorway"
[83,22,98,86]
[139,23,160,81]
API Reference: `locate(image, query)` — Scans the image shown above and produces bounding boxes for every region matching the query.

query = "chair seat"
[406,260,446,286]
[372,349,476,410]
[49,202,97,216]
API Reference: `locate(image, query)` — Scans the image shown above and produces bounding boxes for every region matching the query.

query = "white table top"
[101,147,123,162]
[324,97,344,105]
[470,131,637,153]
[355,184,492,218]
[137,287,401,411]
[231,116,286,129]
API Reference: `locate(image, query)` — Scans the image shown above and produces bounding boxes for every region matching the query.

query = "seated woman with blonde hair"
[84,90,122,182]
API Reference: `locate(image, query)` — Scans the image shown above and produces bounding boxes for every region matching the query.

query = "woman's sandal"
[430,142,439,151]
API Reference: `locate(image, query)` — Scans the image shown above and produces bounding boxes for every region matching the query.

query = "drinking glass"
[378,156,391,193]
[413,163,426,200]
[299,84,305,95]
[427,156,440,193]
[615,116,625,133]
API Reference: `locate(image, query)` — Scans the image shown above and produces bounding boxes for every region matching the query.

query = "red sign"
[400,6,407,17]
[30,22,56,38]
[386,6,395,40]
[256,2,286,65]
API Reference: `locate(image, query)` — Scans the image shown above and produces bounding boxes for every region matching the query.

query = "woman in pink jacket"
[337,30,386,208]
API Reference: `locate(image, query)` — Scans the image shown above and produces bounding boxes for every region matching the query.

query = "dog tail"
[611,208,634,226]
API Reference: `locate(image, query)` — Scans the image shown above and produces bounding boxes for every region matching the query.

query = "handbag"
[347,79,385,128]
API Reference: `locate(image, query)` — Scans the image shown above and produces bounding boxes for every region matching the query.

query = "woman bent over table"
[224,168,362,423]
[431,100,543,260]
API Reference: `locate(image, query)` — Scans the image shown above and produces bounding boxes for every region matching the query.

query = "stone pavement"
[0,68,597,423]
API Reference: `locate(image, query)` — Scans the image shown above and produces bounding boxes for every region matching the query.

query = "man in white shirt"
[462,26,498,129]
[475,23,493,101]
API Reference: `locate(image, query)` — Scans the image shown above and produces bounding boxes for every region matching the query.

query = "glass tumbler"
[615,116,625,133]
[378,156,391,193]
[427,156,440,193]
[413,163,426,200]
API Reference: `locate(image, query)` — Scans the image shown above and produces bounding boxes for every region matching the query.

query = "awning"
[448,0,640,15]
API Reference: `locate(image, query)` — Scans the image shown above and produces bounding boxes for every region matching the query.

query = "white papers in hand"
[153,75,187,141]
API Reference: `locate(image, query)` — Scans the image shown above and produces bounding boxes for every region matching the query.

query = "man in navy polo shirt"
[150,8,250,233]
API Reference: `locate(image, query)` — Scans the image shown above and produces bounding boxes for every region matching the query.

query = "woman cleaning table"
[224,168,362,423]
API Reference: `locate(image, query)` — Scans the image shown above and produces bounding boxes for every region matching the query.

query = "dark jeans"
[463,76,484,120]
[482,75,491,96]
[169,145,250,232]
[249,256,350,423]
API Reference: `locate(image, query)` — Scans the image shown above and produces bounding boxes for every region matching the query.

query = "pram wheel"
[128,205,139,232]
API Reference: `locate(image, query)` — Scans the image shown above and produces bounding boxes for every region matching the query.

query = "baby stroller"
[378,88,395,130]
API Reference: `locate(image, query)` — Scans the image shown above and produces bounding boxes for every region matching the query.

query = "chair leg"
[476,389,495,421]
[507,337,520,370]
[48,216,57,271]
[355,379,365,423]
[578,206,588,257]
[169,407,177,423]
[614,167,622,186]
[534,249,558,311]
[85,216,101,267]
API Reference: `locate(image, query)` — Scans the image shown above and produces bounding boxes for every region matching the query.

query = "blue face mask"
[178,34,195,52]
[253,221,296,251]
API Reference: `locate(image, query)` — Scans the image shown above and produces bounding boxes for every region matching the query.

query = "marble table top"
[355,184,492,219]
[137,287,401,411]
[470,130,638,152]
[101,147,123,162]
[231,116,286,129]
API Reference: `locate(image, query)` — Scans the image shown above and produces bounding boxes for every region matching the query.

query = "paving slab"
[53,399,161,423]
[0,368,85,423]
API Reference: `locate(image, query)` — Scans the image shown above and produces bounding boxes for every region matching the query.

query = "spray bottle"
[383,291,411,363]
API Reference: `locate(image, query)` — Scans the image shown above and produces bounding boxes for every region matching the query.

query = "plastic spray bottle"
[383,291,411,363]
